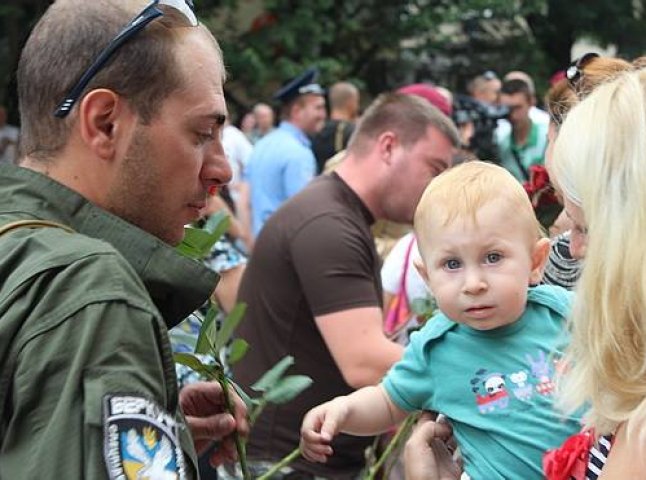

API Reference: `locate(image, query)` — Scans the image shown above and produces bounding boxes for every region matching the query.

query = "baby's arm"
[300,384,407,463]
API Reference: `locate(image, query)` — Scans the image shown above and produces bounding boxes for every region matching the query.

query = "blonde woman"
[550,66,646,478]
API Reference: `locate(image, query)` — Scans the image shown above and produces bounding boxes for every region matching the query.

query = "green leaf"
[229,380,256,411]
[205,210,230,238]
[264,375,313,404]
[228,338,249,365]
[174,353,211,377]
[251,355,295,392]
[214,303,247,352]
[175,219,230,260]
[195,305,218,355]
[175,228,209,259]
[175,233,206,259]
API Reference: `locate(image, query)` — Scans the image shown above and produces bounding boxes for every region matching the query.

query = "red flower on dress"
[543,430,593,480]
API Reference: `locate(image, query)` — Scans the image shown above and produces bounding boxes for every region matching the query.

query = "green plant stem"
[382,415,418,480]
[256,447,301,480]
[364,413,419,480]
[216,370,251,480]
[249,399,267,426]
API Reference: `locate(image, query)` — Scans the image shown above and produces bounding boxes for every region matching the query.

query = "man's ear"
[77,89,131,161]
[376,131,398,165]
[529,237,551,285]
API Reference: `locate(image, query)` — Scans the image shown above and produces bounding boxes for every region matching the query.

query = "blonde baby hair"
[414,161,542,263]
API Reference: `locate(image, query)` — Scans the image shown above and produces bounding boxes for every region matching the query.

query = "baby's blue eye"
[445,258,461,270]
[486,252,501,264]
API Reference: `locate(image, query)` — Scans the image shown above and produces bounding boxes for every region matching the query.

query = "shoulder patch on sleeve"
[103,394,187,480]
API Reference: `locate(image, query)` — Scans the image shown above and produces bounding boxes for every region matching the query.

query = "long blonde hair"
[553,67,646,435]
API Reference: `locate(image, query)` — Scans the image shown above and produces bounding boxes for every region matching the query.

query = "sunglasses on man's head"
[566,52,600,90]
[54,0,197,118]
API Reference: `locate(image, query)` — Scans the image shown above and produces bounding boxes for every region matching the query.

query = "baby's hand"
[300,397,350,463]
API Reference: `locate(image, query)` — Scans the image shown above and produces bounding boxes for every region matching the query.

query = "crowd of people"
[2,1,646,480]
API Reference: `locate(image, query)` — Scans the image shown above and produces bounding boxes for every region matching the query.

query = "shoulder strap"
[334,121,348,153]
[0,219,75,237]
[510,148,530,182]
[0,218,75,440]
[399,235,417,295]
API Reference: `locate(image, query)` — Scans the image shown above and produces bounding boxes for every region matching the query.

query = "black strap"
[510,147,530,182]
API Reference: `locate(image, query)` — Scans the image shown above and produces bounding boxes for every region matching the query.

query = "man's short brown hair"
[348,92,459,154]
[500,79,533,103]
[17,0,222,161]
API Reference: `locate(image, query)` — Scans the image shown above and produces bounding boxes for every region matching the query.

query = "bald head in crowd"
[328,81,360,121]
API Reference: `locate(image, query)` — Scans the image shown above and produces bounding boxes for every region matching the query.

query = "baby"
[300,161,581,479]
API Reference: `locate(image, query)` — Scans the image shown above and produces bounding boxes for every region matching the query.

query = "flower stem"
[256,447,301,480]
[217,371,251,480]
[365,413,419,480]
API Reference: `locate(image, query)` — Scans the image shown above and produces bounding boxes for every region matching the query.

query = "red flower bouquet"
[523,165,561,230]
[523,165,559,209]
[543,430,593,480]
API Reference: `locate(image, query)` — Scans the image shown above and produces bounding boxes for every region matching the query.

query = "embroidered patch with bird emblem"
[103,394,187,480]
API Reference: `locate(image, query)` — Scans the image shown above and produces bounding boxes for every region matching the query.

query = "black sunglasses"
[566,52,600,90]
[54,0,197,118]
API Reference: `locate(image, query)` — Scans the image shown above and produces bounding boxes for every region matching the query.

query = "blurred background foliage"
[1,0,644,123]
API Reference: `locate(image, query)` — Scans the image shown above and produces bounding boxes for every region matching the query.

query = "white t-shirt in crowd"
[380,232,430,305]
[222,124,253,186]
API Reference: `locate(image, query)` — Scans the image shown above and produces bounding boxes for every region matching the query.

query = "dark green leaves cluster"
[193,0,646,110]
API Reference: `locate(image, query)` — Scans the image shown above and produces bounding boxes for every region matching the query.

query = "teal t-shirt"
[382,285,580,480]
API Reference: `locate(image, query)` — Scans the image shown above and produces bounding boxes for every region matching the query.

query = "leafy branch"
[175,218,312,478]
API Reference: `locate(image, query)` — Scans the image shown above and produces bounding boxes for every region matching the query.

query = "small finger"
[302,447,332,464]
[303,441,333,457]
[301,428,329,444]
[190,413,236,440]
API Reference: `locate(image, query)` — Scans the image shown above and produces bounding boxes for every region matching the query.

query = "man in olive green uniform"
[0,1,247,478]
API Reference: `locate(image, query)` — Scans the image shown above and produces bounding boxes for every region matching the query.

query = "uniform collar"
[0,164,218,328]
[279,121,312,147]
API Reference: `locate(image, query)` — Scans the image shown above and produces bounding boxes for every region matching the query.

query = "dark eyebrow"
[201,113,227,125]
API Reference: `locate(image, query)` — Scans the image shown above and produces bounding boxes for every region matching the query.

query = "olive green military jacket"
[0,164,218,479]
